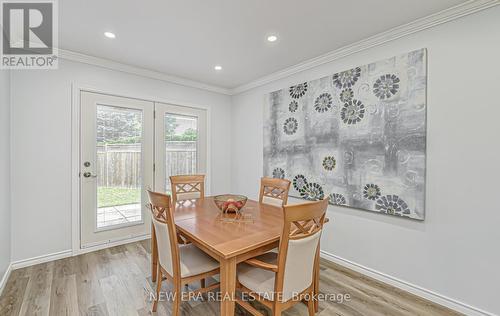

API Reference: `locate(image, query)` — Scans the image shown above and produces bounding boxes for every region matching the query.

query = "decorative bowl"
[213,194,248,213]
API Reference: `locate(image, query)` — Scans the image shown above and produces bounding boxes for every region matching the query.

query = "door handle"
[83,172,98,178]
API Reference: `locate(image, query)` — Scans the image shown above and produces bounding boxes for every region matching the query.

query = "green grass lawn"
[98,186,141,208]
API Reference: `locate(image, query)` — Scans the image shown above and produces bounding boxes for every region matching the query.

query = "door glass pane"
[164,113,198,192]
[96,105,143,229]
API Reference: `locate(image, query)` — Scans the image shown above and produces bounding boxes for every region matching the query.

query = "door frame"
[71,83,212,255]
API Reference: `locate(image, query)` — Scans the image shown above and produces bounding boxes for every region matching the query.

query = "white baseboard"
[0,263,13,297]
[11,249,73,270]
[8,235,151,273]
[320,251,496,316]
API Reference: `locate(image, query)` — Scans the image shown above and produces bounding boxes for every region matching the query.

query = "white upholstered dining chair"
[259,177,292,254]
[147,190,220,315]
[236,198,329,316]
[259,177,291,207]
[169,174,205,206]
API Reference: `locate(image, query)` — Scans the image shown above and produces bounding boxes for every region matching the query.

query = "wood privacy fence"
[97,142,196,188]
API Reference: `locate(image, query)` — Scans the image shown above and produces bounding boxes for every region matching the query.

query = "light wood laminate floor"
[0,240,461,316]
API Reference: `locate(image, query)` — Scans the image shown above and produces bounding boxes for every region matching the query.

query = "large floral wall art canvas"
[263,49,427,220]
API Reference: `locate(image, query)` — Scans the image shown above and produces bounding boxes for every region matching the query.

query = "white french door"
[154,102,208,194]
[79,93,208,249]
[80,92,154,248]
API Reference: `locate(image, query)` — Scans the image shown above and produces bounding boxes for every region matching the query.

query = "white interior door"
[154,102,208,194]
[80,92,154,248]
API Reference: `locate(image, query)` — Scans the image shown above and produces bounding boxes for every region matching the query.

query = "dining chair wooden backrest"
[170,174,205,206]
[237,198,328,315]
[259,177,291,207]
[275,198,328,302]
[148,189,220,315]
[147,190,181,279]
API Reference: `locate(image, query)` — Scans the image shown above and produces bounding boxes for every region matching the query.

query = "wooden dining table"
[151,196,322,316]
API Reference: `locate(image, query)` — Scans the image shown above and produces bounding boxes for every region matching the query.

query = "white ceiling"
[60,0,468,89]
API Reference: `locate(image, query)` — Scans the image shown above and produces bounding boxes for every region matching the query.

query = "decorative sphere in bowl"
[213,194,247,213]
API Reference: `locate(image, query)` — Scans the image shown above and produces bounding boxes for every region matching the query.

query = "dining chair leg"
[314,245,320,312]
[273,302,282,316]
[307,290,315,316]
[152,267,162,312]
[151,223,158,282]
[172,282,182,316]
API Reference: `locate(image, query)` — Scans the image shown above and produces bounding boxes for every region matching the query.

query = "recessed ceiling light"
[104,32,116,39]
[267,35,278,42]
[214,65,222,71]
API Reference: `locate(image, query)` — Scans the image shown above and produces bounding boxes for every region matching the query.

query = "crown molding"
[57,0,498,96]
[230,0,500,95]
[58,49,232,95]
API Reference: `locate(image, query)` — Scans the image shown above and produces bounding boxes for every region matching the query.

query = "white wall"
[0,69,11,283]
[231,7,500,315]
[10,59,232,262]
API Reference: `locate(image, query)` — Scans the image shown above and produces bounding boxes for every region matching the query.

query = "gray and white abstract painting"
[263,49,427,220]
